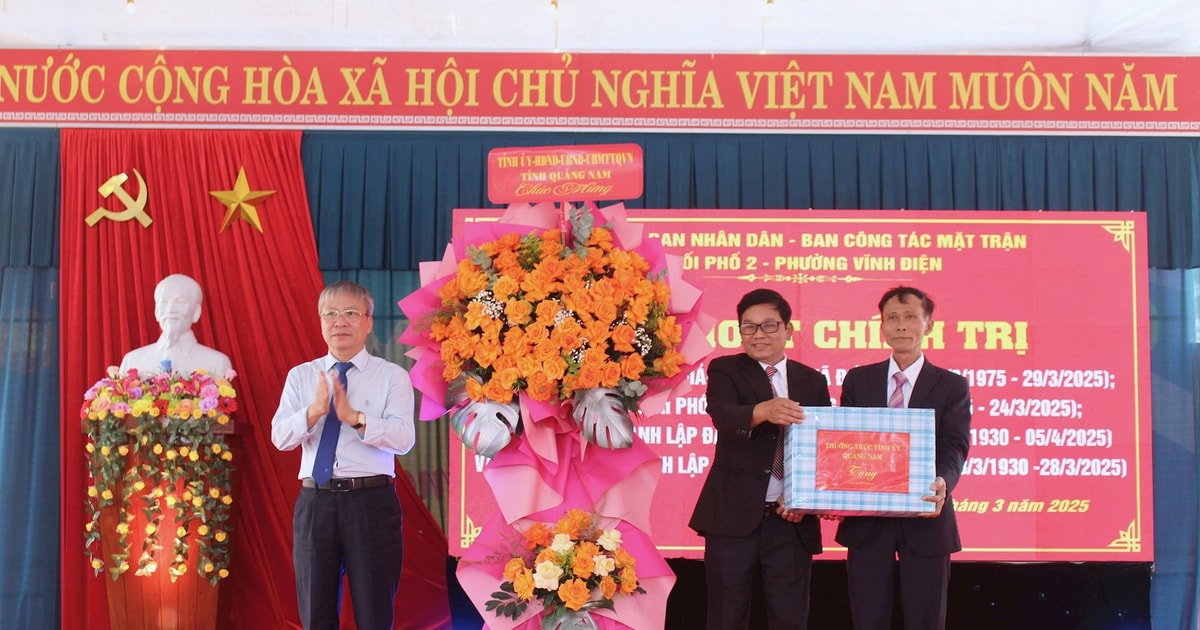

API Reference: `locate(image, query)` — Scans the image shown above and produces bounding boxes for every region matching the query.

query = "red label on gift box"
[815,430,911,493]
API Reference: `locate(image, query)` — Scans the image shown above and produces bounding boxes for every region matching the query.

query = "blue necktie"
[312,361,352,485]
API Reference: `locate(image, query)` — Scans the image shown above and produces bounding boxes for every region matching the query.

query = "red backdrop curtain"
[58,129,449,629]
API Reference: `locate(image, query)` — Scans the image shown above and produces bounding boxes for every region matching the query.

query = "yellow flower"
[189,451,200,462]
[203,562,215,573]
[117,445,130,456]
[115,523,129,535]
[179,446,190,457]
[168,448,179,460]
[221,495,233,505]
[153,443,164,455]
[221,451,233,461]
[84,521,94,532]
[197,524,209,536]
[215,531,227,542]
[218,568,230,578]
[100,489,113,501]
[85,443,95,454]
[91,559,103,570]
[145,523,156,535]
[599,575,618,600]
[133,480,145,492]
[176,526,187,538]
[192,496,203,507]
[87,486,98,497]
[209,488,221,499]
[211,444,222,454]
[99,446,111,457]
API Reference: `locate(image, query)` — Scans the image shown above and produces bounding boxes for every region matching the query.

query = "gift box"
[782,406,936,516]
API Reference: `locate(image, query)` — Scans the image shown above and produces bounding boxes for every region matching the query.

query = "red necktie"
[766,365,785,479]
[889,371,907,408]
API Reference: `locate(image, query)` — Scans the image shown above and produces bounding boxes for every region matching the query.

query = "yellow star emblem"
[209,167,276,232]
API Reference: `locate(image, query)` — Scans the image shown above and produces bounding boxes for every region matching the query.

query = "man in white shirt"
[271,280,416,630]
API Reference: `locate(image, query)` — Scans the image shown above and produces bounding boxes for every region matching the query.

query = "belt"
[763,502,780,516]
[302,475,393,492]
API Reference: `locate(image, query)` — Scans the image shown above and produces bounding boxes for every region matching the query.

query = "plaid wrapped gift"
[782,406,936,516]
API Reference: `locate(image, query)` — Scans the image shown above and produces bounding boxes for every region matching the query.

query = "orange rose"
[541,358,567,381]
[464,301,489,330]
[619,567,639,595]
[513,568,536,601]
[492,275,520,300]
[620,354,645,381]
[535,548,559,566]
[534,339,561,363]
[610,324,636,353]
[497,366,522,390]
[516,355,542,378]
[535,299,560,325]
[522,522,554,549]
[526,372,559,401]
[652,350,686,378]
[505,299,533,326]
[599,575,618,600]
[464,377,486,402]
[601,362,622,388]
[575,364,603,389]
[521,270,554,302]
[558,578,591,611]
[613,548,636,569]
[484,377,513,403]
[655,315,682,345]
[570,551,595,580]
[556,509,591,537]
[503,557,528,582]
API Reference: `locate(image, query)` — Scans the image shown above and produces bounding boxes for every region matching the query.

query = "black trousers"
[293,484,404,630]
[703,512,814,630]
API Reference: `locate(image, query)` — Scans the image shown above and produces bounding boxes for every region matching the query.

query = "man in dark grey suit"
[836,286,972,630]
[689,288,831,630]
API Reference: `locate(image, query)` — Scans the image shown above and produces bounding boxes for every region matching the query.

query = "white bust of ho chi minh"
[119,273,233,377]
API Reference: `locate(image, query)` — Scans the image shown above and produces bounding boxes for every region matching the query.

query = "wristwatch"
[352,412,366,430]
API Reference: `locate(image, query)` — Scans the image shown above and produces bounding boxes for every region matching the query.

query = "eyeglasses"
[738,320,784,336]
[320,309,366,323]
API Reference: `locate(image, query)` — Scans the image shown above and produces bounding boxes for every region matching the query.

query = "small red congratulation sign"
[815,430,911,494]
[487,144,644,204]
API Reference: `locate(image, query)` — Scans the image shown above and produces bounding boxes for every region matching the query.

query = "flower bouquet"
[486,509,644,630]
[405,203,703,456]
[81,365,238,585]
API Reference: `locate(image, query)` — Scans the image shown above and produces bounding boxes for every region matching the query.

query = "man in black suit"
[835,286,972,630]
[689,288,831,630]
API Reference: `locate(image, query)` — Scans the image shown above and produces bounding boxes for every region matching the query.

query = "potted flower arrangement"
[485,508,644,630]
[81,365,238,586]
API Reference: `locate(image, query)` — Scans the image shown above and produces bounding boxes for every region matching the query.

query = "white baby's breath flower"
[597,528,623,551]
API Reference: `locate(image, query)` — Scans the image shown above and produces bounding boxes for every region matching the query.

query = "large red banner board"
[449,209,1153,562]
[0,50,1196,134]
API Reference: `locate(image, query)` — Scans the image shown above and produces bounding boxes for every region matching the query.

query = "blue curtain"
[0,129,59,629]
[302,132,1200,270]
[1148,268,1200,628]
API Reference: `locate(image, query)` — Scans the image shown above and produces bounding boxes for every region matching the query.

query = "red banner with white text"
[1,50,1197,134]
[448,209,1153,562]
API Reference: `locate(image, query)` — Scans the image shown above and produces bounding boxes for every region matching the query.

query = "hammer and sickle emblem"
[84,169,152,227]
